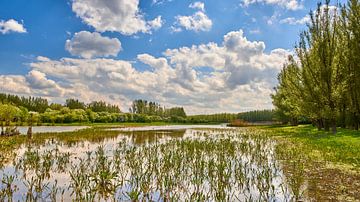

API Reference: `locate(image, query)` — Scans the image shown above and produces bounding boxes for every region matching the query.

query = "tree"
[0,104,21,136]
[339,0,360,129]
[272,56,304,125]
[296,1,344,133]
[65,99,85,110]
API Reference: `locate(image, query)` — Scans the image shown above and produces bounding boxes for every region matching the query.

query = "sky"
[0,0,344,114]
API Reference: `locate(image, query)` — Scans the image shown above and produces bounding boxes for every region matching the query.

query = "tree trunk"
[355,114,359,130]
[324,119,330,132]
[316,119,322,131]
[331,118,337,134]
[340,104,346,128]
[290,118,298,126]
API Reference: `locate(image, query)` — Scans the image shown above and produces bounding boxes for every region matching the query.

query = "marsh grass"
[0,128,301,201]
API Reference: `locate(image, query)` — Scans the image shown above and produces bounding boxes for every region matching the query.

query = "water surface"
[0,127,297,201]
[17,126,89,134]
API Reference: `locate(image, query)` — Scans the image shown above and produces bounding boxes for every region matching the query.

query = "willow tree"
[296,0,345,133]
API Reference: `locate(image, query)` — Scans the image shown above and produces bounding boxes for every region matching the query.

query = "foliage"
[272,0,360,132]
[88,101,121,113]
[0,93,48,113]
[238,110,276,122]
[130,100,186,118]
[187,110,275,123]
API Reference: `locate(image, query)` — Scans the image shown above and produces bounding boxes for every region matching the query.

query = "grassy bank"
[262,125,360,201]
[263,125,360,170]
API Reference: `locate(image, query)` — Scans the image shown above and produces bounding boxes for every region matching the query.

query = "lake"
[0,126,300,201]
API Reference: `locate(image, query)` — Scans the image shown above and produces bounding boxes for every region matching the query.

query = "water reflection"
[121,130,186,145]
[0,127,300,201]
[17,126,89,135]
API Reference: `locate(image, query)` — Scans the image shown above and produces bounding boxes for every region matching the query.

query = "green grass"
[262,125,360,171]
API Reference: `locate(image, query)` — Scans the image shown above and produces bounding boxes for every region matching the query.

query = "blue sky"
[0,0,344,114]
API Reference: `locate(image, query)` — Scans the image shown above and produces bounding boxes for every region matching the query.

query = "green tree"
[296,1,344,133]
[65,99,86,110]
[339,0,360,129]
[0,104,21,136]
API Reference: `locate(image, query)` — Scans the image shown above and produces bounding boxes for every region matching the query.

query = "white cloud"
[189,2,205,11]
[147,16,164,31]
[280,15,310,25]
[1,30,290,114]
[65,31,122,59]
[0,75,30,94]
[71,0,162,35]
[0,19,27,34]
[152,0,173,5]
[26,70,65,97]
[175,11,212,32]
[173,2,212,32]
[26,70,58,89]
[242,0,303,10]
[279,5,338,26]
[170,26,182,33]
[164,30,287,90]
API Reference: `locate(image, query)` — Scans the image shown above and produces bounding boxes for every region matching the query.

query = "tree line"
[187,110,275,123]
[0,94,192,135]
[130,99,187,118]
[272,0,360,133]
[0,92,278,135]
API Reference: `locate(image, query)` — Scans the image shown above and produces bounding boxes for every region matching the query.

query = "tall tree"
[297,1,344,133]
[339,0,360,129]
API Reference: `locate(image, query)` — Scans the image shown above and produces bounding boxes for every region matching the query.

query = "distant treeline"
[0,93,121,113]
[0,93,188,124]
[188,110,276,123]
[130,99,186,118]
[0,93,276,125]
[271,0,360,133]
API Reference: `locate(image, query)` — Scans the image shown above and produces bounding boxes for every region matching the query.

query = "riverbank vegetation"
[272,0,360,133]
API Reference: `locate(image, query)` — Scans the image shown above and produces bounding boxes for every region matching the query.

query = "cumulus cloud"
[0,75,30,94]
[0,70,65,98]
[174,2,212,32]
[164,30,288,90]
[71,0,163,35]
[0,19,27,34]
[1,30,290,114]
[26,70,58,89]
[242,0,303,10]
[65,31,122,59]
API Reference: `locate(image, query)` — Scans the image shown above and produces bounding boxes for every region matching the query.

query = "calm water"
[16,126,89,134]
[0,126,296,201]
